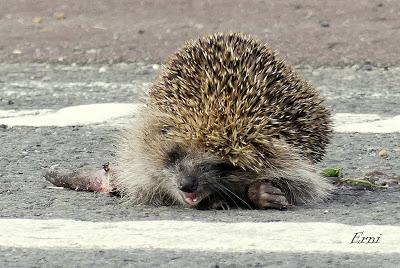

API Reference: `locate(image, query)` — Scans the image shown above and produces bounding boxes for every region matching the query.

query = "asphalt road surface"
[1,64,400,267]
[1,0,400,67]
[1,1,400,267]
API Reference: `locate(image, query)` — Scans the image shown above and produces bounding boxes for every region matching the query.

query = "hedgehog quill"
[45,33,333,210]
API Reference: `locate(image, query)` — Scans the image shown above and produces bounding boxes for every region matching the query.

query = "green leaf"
[322,167,343,178]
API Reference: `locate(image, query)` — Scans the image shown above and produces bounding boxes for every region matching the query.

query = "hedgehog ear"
[160,127,168,135]
[160,124,172,135]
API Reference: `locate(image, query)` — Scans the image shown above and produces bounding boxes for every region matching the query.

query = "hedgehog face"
[161,144,251,209]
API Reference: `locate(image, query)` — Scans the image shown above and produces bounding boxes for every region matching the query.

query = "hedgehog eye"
[200,162,235,176]
[165,145,187,166]
[214,163,235,175]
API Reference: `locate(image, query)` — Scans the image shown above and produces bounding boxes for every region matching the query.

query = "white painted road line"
[0,219,399,254]
[0,103,142,127]
[334,115,400,133]
[1,103,400,132]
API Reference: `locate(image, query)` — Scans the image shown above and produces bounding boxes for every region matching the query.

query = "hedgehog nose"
[179,176,198,193]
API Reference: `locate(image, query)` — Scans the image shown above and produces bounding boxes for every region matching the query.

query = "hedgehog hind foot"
[43,163,119,196]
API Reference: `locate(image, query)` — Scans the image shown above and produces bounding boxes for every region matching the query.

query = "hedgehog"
[45,32,333,210]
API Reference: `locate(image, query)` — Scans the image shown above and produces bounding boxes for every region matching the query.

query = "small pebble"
[194,23,204,30]
[86,49,98,54]
[378,149,389,159]
[54,12,66,20]
[320,21,330,28]
[363,64,373,71]
[32,17,42,24]
[99,66,108,73]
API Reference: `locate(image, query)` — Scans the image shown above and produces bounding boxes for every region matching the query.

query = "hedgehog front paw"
[248,180,289,209]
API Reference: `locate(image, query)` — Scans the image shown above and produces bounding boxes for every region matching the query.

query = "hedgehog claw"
[248,180,289,210]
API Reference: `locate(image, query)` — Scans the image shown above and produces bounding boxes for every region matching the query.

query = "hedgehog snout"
[178,175,198,193]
